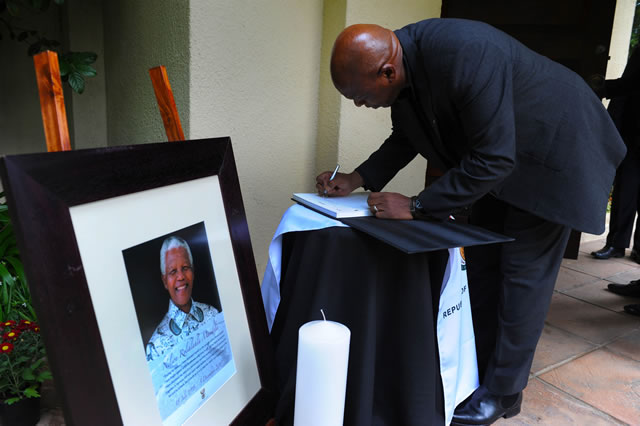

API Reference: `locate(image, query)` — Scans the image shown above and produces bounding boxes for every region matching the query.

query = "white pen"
[323,164,340,196]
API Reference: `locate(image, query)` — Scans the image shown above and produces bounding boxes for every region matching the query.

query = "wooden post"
[33,51,71,152]
[149,66,185,142]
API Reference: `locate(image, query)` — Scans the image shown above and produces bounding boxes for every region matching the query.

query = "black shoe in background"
[607,280,640,297]
[624,304,640,316]
[630,248,640,264]
[591,245,625,259]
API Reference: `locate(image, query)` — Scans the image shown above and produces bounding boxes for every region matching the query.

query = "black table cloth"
[270,227,449,426]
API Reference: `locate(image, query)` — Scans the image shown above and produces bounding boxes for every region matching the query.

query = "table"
[268,226,451,426]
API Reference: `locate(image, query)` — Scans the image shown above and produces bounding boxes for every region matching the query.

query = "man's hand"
[367,192,413,219]
[316,171,364,197]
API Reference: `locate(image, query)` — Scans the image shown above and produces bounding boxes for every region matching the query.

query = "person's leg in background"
[593,153,638,259]
[606,149,640,302]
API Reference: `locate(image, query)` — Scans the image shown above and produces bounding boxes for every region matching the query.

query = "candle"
[294,314,351,426]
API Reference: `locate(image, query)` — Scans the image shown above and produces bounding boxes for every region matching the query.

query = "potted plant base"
[0,397,40,426]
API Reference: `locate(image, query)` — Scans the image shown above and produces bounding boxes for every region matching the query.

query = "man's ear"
[162,275,168,290]
[380,64,396,83]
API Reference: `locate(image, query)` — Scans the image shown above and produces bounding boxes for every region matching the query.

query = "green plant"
[0,194,35,323]
[0,319,51,404]
[0,0,97,94]
[0,192,36,322]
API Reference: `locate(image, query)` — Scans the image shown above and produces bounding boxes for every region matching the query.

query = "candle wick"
[320,309,326,321]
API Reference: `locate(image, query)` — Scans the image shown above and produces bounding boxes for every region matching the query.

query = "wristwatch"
[409,196,424,219]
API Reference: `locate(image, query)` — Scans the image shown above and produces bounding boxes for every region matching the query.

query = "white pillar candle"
[294,315,351,426]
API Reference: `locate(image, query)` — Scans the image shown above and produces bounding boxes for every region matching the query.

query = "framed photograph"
[0,138,276,425]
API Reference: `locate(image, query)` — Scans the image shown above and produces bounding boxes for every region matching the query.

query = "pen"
[323,164,340,196]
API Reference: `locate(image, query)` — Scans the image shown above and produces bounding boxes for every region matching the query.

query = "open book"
[292,192,373,218]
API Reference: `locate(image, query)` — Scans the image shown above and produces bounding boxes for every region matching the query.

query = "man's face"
[162,247,194,312]
[341,72,400,109]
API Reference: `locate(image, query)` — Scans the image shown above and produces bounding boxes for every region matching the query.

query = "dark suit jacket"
[355,18,626,235]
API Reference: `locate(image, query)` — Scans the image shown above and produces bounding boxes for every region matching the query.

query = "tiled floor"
[496,234,640,425]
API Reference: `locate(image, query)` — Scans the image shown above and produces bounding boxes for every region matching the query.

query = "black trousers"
[606,148,640,249]
[465,196,571,395]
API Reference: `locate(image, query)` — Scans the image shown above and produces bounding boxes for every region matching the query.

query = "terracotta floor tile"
[531,325,596,374]
[554,266,600,292]
[561,253,639,279]
[545,293,640,344]
[562,279,639,313]
[539,348,640,425]
[606,329,640,363]
[495,378,622,425]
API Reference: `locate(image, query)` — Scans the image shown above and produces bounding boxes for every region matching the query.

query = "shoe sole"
[450,405,521,426]
[592,253,625,259]
[504,404,521,419]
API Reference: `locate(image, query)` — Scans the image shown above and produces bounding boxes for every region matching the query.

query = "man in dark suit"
[591,48,640,313]
[591,47,640,261]
[317,19,626,425]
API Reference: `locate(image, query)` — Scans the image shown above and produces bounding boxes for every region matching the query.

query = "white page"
[292,192,373,218]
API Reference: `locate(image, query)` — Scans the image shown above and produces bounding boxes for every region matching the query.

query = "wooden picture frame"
[0,138,276,425]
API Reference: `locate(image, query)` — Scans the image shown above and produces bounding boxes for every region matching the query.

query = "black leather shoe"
[591,245,625,259]
[624,304,640,316]
[452,386,522,425]
[607,280,640,297]
[630,249,640,264]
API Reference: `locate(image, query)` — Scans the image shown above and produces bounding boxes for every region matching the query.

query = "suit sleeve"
[416,41,516,219]
[355,112,418,191]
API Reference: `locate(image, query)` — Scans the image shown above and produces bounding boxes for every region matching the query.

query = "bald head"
[330,24,406,108]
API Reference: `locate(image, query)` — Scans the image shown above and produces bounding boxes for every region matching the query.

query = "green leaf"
[74,63,97,77]
[67,72,85,94]
[0,262,16,286]
[22,369,36,381]
[58,59,71,77]
[5,256,25,283]
[74,51,97,65]
[37,370,52,382]
[5,396,21,405]
[0,223,14,244]
[0,285,8,314]
[31,358,44,370]
[15,355,30,364]
[23,387,40,398]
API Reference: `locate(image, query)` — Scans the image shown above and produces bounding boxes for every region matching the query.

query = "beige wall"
[189,0,324,276]
[66,0,108,150]
[0,0,443,278]
[103,1,190,147]
[318,0,442,197]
